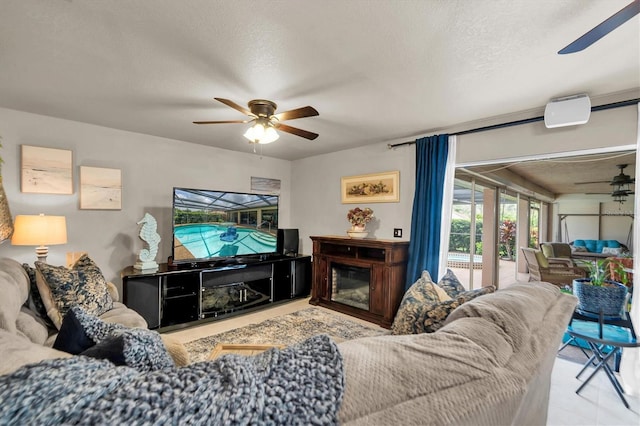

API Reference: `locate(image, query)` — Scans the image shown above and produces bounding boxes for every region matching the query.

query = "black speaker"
[277,229,299,256]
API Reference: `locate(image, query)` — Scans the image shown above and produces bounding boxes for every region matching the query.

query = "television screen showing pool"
[172,187,279,263]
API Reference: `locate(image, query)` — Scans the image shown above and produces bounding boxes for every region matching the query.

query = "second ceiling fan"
[558,0,640,54]
[194,98,319,144]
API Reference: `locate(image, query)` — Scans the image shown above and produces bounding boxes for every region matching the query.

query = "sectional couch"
[1,250,576,426]
[0,257,188,374]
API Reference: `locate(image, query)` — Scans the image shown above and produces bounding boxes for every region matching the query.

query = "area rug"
[184,307,388,363]
[557,343,592,365]
[557,337,619,370]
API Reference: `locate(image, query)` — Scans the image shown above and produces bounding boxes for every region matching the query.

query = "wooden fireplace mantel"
[309,235,409,328]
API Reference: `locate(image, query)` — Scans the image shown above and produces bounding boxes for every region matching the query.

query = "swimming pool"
[174,224,277,259]
[447,252,483,269]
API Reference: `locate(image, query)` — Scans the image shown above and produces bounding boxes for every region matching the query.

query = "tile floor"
[168,299,640,426]
[548,357,639,425]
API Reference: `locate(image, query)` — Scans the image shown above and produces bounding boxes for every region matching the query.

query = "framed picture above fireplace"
[341,171,399,203]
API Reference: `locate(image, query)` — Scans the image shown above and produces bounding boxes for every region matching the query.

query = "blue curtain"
[405,134,449,290]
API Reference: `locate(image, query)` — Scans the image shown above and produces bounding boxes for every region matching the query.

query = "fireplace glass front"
[330,263,370,311]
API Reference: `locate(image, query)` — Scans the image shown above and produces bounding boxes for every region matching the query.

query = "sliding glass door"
[448,178,489,290]
[449,175,550,289]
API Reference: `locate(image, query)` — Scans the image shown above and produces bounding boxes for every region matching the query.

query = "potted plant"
[572,258,628,317]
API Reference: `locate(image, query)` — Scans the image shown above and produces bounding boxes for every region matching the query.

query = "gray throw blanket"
[0,334,344,425]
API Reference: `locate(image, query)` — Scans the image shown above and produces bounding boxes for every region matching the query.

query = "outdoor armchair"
[521,247,587,287]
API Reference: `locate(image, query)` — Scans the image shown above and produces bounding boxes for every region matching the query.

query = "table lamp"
[11,214,67,262]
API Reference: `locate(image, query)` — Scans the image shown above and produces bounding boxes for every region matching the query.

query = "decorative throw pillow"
[602,247,623,255]
[56,306,173,372]
[454,287,496,305]
[540,244,554,259]
[22,264,55,328]
[534,250,549,268]
[432,283,452,302]
[53,306,98,354]
[571,245,588,253]
[391,271,452,335]
[414,286,497,334]
[437,268,466,298]
[35,255,113,329]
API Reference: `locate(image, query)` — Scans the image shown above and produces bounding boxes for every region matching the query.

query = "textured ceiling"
[461,151,637,200]
[0,0,638,161]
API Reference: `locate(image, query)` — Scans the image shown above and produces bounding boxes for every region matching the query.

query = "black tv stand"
[122,255,311,331]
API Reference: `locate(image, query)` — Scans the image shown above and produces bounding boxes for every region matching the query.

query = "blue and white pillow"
[34,255,113,329]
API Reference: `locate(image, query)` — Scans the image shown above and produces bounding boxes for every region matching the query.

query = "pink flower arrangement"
[347,207,374,226]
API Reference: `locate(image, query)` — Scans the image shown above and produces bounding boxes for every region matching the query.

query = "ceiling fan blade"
[273,106,319,122]
[558,0,640,54]
[193,120,250,124]
[214,98,254,116]
[275,123,319,140]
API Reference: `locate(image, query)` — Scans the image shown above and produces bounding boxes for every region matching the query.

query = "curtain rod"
[387,98,640,149]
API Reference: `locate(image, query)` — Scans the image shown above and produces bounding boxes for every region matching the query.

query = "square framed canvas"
[341,171,400,203]
[80,166,122,210]
[21,145,73,194]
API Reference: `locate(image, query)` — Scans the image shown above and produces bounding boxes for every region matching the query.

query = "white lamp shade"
[11,214,67,246]
[259,126,280,144]
[243,121,280,144]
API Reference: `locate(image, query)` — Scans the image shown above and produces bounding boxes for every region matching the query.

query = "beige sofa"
[337,281,577,425]
[0,257,187,374]
[1,254,575,425]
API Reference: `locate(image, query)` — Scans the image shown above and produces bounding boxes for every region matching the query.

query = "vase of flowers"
[346,207,373,238]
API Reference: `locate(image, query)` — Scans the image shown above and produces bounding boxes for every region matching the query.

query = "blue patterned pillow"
[438,268,467,298]
[392,269,497,335]
[34,255,113,329]
[391,271,450,335]
[22,264,55,328]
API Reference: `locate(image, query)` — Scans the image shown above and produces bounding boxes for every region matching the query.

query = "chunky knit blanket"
[0,334,344,425]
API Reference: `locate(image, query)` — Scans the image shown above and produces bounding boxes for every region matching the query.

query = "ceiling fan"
[610,164,635,204]
[558,0,640,54]
[193,98,319,144]
[575,164,636,202]
[574,164,636,186]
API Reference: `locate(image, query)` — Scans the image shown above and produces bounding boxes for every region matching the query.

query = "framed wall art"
[21,145,73,194]
[80,166,122,210]
[341,170,400,203]
[251,176,281,194]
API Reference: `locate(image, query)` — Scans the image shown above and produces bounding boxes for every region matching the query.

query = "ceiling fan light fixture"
[612,190,630,204]
[260,126,279,144]
[243,119,279,145]
[610,164,635,205]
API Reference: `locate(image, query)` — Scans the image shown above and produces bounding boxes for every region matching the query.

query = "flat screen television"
[172,187,279,264]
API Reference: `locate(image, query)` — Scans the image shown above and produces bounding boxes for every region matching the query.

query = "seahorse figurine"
[134,213,161,270]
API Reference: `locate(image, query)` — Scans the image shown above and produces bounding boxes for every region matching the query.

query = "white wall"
[456,105,637,164]
[550,196,635,248]
[0,108,292,293]
[291,142,415,255]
